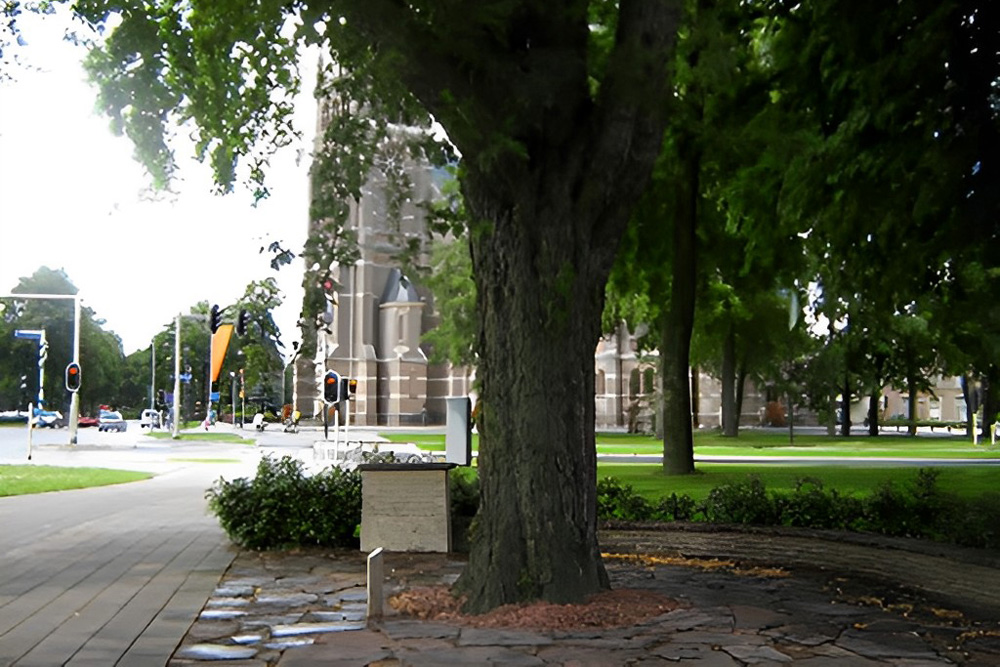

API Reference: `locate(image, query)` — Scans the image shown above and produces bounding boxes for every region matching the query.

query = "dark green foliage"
[701,476,777,525]
[206,456,361,550]
[450,467,480,519]
[595,470,1000,550]
[450,467,480,553]
[596,477,655,521]
[653,493,699,522]
[773,478,864,531]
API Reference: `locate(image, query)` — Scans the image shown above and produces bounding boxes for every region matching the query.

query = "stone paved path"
[170,528,1000,666]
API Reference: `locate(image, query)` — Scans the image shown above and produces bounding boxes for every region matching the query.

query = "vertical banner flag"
[211,324,234,383]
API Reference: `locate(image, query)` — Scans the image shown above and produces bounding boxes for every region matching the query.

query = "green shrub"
[774,477,864,531]
[940,492,1000,549]
[206,455,361,549]
[652,492,699,522]
[597,477,654,521]
[701,476,776,524]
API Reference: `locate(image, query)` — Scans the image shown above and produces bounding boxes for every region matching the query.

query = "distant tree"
[1,267,126,415]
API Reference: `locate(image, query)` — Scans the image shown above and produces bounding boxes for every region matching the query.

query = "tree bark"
[380,0,681,613]
[690,365,700,430]
[735,364,747,434]
[721,323,737,436]
[867,391,880,437]
[661,146,698,475]
[907,373,918,437]
[840,374,851,437]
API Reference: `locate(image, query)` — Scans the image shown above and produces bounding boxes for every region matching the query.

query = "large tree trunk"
[840,374,851,437]
[690,365,700,430]
[867,392,880,437]
[734,363,747,435]
[459,200,610,611]
[419,0,680,613]
[720,323,737,436]
[907,373,918,437]
[661,146,698,475]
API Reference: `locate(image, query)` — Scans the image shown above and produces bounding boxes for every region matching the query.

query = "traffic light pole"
[173,313,182,439]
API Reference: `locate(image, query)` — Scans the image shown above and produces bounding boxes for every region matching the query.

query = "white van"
[139,409,160,428]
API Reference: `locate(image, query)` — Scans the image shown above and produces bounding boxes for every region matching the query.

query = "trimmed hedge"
[597,469,1000,550]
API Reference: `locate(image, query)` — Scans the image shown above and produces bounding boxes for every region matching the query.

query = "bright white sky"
[0,8,314,358]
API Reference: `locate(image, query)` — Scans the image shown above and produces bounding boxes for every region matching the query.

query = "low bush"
[596,469,1000,550]
[206,455,361,549]
[701,476,776,524]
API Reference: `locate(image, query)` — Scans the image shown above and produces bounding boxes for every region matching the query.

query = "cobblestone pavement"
[169,526,1000,666]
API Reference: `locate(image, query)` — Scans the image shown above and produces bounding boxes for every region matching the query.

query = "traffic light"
[209,304,222,333]
[341,377,357,401]
[65,362,82,392]
[323,370,340,403]
[237,308,251,336]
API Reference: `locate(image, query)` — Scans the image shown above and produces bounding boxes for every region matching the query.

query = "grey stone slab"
[200,608,248,619]
[214,584,256,597]
[457,627,554,646]
[652,644,742,666]
[207,596,252,607]
[264,637,316,649]
[835,629,943,660]
[174,643,258,660]
[380,619,462,640]
[721,643,794,663]
[396,646,545,665]
[241,613,304,627]
[271,621,366,636]
[255,591,319,606]
[729,604,794,630]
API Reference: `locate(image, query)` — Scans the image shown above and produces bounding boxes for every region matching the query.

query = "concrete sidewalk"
[0,440,259,666]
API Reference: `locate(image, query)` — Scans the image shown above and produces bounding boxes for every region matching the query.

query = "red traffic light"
[324,370,340,403]
[65,362,82,392]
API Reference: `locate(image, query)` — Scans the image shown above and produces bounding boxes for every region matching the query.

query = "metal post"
[27,401,33,461]
[150,339,156,412]
[240,368,245,428]
[207,329,213,425]
[68,296,80,445]
[173,314,181,439]
[230,372,236,426]
[36,331,46,409]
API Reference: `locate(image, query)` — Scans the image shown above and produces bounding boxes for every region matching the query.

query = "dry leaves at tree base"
[388,586,679,631]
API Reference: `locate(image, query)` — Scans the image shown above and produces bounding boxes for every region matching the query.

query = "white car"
[98,410,127,432]
[139,409,160,428]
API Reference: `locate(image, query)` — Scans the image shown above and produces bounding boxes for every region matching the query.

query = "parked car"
[78,415,99,428]
[98,410,127,432]
[139,409,160,428]
[0,410,29,424]
[32,407,63,428]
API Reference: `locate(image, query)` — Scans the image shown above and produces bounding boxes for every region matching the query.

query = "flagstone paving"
[168,535,1000,666]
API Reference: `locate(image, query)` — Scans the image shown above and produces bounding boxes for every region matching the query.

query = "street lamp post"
[230,371,236,425]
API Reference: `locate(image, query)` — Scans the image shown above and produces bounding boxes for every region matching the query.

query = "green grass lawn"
[0,465,151,496]
[384,429,1000,459]
[145,432,255,444]
[597,462,999,501]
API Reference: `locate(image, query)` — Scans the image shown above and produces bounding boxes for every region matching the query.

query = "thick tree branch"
[583,0,681,251]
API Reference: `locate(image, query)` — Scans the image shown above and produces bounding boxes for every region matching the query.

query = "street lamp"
[237,349,245,428]
[230,371,236,425]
